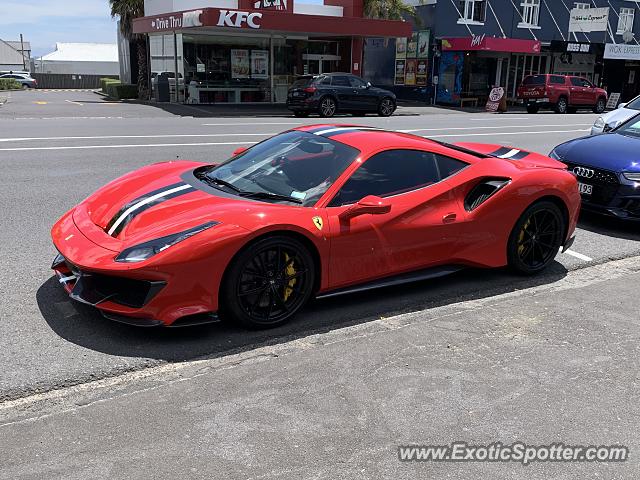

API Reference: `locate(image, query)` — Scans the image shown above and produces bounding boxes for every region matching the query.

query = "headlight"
[593,117,605,129]
[623,172,640,182]
[115,221,219,263]
[549,149,562,160]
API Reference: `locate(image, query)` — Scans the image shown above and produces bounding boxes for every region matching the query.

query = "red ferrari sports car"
[51,125,580,328]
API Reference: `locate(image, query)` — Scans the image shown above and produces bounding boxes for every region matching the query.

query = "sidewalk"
[2,257,639,479]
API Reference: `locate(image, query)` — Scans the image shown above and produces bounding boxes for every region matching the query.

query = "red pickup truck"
[517,74,607,114]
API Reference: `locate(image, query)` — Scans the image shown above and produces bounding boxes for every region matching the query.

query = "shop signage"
[151,10,203,30]
[606,92,621,109]
[251,50,269,78]
[396,37,407,59]
[254,0,289,10]
[394,59,406,85]
[405,59,417,85]
[231,49,250,78]
[569,7,609,33]
[416,60,427,85]
[486,87,506,112]
[604,43,640,61]
[407,33,418,58]
[550,41,603,55]
[216,10,262,29]
[417,30,430,58]
[441,37,541,54]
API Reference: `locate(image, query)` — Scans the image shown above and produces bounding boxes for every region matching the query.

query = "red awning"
[133,7,411,37]
[442,36,542,54]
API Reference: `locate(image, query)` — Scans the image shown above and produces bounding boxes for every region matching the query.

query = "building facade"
[131,0,410,103]
[363,0,640,105]
[0,39,31,73]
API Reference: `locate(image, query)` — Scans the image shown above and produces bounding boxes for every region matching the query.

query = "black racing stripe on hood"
[509,150,531,160]
[489,146,514,157]
[106,182,195,238]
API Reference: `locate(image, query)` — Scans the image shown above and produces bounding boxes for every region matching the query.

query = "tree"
[109,0,149,100]
[363,0,417,21]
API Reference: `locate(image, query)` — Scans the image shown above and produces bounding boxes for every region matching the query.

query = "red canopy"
[442,36,542,54]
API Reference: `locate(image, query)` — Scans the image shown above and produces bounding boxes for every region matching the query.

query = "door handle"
[442,213,457,224]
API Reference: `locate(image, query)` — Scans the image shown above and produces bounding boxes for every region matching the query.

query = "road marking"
[0,133,280,143]
[564,250,593,262]
[401,123,591,133]
[65,99,84,106]
[202,122,302,126]
[428,128,589,138]
[33,101,48,105]
[0,142,255,152]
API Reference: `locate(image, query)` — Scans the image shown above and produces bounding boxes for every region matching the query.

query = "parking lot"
[1,90,639,478]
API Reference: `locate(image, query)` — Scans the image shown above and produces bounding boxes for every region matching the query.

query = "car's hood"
[554,133,640,172]
[601,107,639,126]
[77,161,278,248]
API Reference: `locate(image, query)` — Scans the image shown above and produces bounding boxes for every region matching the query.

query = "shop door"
[303,54,341,75]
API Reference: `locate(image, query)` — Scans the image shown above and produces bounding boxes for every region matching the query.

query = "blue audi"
[550,113,640,220]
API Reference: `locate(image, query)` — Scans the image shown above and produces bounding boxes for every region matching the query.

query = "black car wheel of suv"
[221,236,315,329]
[319,97,337,117]
[555,97,568,114]
[507,201,565,275]
[378,97,395,117]
[593,98,606,114]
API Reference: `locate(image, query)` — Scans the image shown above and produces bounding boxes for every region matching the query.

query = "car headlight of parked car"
[622,172,640,182]
[115,221,220,263]
[593,117,605,130]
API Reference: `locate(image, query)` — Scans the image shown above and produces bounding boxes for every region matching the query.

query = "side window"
[349,76,367,88]
[332,76,351,87]
[570,77,584,87]
[329,150,467,206]
[319,76,332,85]
[581,79,593,87]
[550,75,565,85]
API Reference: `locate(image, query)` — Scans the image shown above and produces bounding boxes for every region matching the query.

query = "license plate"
[537,98,550,103]
[578,182,593,195]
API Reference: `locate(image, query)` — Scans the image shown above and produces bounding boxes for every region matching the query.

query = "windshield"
[616,115,640,138]
[199,130,360,207]
[626,95,640,111]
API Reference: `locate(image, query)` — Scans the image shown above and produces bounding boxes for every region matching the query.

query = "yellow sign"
[312,216,323,231]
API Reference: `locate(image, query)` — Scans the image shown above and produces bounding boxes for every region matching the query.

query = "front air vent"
[464,178,511,212]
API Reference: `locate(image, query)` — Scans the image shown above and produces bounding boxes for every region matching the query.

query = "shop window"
[617,8,635,34]
[519,0,540,27]
[458,0,486,23]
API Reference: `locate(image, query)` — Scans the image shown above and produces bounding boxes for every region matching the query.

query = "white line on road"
[0,133,280,143]
[64,99,84,106]
[202,122,302,126]
[429,128,589,138]
[401,123,591,133]
[564,250,594,262]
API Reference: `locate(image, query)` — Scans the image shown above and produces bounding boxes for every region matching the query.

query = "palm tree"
[109,0,149,100]
[363,0,417,21]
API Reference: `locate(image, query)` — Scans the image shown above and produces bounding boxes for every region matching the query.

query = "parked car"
[0,73,37,89]
[286,73,397,118]
[550,112,640,220]
[591,94,640,135]
[51,125,579,328]
[517,74,607,114]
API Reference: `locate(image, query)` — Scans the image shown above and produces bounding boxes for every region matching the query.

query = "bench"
[460,97,479,107]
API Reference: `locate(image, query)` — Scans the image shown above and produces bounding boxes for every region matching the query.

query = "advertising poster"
[417,30,430,58]
[395,59,406,85]
[405,59,417,85]
[231,49,250,78]
[395,37,407,59]
[251,50,269,78]
[416,60,428,85]
[407,32,418,58]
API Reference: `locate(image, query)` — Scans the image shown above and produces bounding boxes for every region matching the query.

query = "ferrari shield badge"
[312,216,324,231]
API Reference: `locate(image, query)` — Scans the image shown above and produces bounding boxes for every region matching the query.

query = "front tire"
[318,96,337,117]
[378,97,395,117]
[593,97,606,114]
[555,97,568,114]
[507,201,565,275]
[221,236,315,329]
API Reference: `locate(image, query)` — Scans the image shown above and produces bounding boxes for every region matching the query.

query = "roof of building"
[39,43,118,63]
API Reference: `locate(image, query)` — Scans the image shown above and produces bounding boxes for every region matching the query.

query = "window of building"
[574,3,590,9]
[618,7,635,34]
[520,0,540,26]
[329,150,468,206]
[458,0,487,23]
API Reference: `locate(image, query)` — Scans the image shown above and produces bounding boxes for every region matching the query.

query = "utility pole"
[20,34,27,71]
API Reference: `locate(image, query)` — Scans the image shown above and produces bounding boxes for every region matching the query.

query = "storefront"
[436,35,542,106]
[603,43,640,102]
[132,0,410,103]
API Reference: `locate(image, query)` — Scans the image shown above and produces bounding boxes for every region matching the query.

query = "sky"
[1,0,118,57]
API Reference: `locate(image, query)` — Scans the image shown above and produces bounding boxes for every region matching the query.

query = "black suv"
[286,73,397,118]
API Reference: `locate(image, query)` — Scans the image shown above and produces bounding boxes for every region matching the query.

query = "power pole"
[20,34,27,71]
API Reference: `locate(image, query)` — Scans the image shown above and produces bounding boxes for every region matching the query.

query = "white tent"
[34,43,119,75]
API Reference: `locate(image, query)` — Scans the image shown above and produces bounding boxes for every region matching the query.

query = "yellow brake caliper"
[518,219,530,256]
[283,253,297,302]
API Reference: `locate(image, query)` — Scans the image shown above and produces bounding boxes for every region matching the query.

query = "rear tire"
[378,97,395,117]
[526,105,539,114]
[507,201,565,275]
[221,236,315,329]
[318,96,337,117]
[593,97,606,114]
[554,97,568,114]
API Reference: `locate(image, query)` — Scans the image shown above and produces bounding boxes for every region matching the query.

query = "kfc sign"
[217,10,262,28]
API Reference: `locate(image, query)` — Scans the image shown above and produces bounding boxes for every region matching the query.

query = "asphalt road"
[0,90,639,404]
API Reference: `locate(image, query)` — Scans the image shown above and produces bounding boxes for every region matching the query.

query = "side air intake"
[464,179,511,212]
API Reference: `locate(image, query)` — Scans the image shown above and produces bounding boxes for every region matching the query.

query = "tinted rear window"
[523,75,546,86]
[291,77,314,89]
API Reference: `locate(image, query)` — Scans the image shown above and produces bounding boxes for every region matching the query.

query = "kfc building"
[131,0,411,104]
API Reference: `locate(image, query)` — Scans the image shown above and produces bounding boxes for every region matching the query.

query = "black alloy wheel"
[555,97,568,114]
[507,201,565,275]
[593,98,606,114]
[319,96,337,117]
[378,97,395,117]
[222,236,315,329]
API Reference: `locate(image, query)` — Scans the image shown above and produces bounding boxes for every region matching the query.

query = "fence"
[31,73,118,89]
